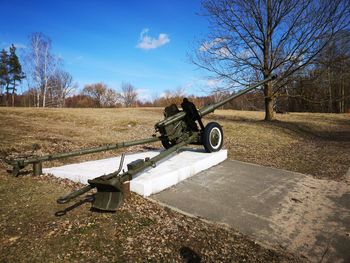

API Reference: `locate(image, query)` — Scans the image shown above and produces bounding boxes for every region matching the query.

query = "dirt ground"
[0,107,349,262]
[0,173,301,262]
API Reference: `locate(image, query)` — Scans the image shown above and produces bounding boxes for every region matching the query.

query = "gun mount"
[4,75,276,212]
[155,75,277,152]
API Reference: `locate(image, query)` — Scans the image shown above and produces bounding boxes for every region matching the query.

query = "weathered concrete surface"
[152,160,350,262]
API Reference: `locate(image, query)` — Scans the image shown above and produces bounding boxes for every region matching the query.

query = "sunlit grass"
[1,107,349,180]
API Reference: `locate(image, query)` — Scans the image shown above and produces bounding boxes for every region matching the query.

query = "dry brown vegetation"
[1,107,349,262]
[0,175,300,262]
[211,110,350,181]
[1,107,348,180]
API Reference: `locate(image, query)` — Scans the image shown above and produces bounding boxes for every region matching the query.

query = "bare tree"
[157,87,184,105]
[284,31,350,113]
[82,82,122,108]
[82,83,107,107]
[26,32,57,107]
[193,0,350,120]
[315,31,350,113]
[121,83,138,107]
[102,88,121,107]
[49,70,76,107]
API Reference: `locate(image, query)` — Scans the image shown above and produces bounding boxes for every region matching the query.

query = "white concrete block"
[43,148,227,197]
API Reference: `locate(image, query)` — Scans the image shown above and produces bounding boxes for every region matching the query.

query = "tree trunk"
[264,82,275,121]
[327,66,332,113]
[340,60,345,113]
[262,0,274,121]
[36,91,40,107]
[0,85,3,105]
[11,81,16,107]
[5,84,9,107]
[11,91,15,107]
[43,87,46,107]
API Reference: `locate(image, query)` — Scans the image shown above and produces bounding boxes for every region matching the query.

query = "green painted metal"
[57,133,197,211]
[6,136,159,176]
[155,75,276,129]
[199,75,277,116]
[154,75,276,151]
[57,185,93,204]
[33,162,42,176]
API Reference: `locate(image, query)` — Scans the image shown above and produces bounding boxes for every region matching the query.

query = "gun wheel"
[203,122,223,153]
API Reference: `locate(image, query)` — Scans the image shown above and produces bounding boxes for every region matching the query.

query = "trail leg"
[33,162,42,176]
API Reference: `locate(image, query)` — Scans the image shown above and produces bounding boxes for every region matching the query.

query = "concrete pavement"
[152,160,350,262]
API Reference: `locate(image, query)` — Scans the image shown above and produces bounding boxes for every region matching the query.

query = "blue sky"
[1,0,212,101]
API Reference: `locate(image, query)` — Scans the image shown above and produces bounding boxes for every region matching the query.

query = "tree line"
[2,0,350,116]
[0,45,25,106]
[281,31,350,113]
[23,33,76,108]
[65,82,138,108]
[0,33,77,108]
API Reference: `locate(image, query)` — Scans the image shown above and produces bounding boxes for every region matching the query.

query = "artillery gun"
[4,75,276,211]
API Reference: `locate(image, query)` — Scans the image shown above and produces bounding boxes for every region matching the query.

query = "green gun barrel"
[155,75,276,129]
[199,75,277,116]
[6,136,159,176]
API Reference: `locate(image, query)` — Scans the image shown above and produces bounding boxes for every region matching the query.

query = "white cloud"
[207,79,219,88]
[199,38,232,58]
[13,43,27,49]
[136,88,153,102]
[199,38,225,52]
[205,79,225,92]
[136,28,170,50]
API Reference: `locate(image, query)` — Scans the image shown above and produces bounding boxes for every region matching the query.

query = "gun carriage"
[4,76,276,211]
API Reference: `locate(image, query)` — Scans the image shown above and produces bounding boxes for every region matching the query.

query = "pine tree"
[8,44,25,106]
[0,49,10,106]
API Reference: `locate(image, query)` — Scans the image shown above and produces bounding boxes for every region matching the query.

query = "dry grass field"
[1,107,349,262]
[1,107,349,180]
[211,110,350,181]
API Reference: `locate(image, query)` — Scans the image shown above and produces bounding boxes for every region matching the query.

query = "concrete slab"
[131,149,227,197]
[43,148,227,197]
[43,151,159,184]
[152,160,350,262]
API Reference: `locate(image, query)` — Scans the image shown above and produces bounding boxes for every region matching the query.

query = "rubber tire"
[203,122,224,153]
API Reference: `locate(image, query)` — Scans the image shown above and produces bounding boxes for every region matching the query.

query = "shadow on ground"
[209,114,350,142]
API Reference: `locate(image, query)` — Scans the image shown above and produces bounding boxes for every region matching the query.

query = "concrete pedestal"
[43,148,227,197]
